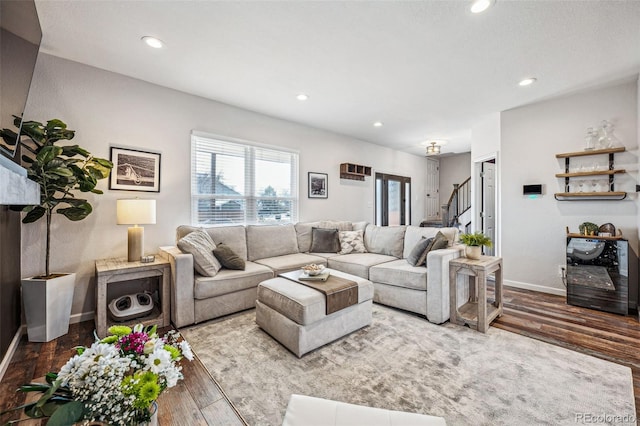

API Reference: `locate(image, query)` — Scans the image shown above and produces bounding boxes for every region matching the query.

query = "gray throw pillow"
[407,237,433,267]
[213,244,245,270]
[310,228,340,253]
[417,231,449,266]
[177,229,221,277]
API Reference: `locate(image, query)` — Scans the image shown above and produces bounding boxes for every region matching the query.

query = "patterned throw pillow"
[339,230,367,255]
[177,229,221,277]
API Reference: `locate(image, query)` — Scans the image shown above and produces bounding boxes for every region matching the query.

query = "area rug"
[181,305,636,425]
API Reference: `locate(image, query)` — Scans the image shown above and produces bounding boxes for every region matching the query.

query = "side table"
[95,257,170,338]
[449,255,503,333]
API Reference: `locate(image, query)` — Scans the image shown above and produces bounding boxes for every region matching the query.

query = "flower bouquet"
[1,324,193,425]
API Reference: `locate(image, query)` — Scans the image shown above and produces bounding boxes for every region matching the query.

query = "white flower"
[179,340,194,361]
[163,366,183,388]
[145,348,172,374]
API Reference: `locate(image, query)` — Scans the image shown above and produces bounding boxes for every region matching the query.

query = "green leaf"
[94,157,114,169]
[36,146,62,164]
[49,168,74,177]
[46,401,84,426]
[57,203,92,221]
[22,206,46,223]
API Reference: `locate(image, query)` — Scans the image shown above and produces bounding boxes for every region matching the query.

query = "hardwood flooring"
[0,287,638,424]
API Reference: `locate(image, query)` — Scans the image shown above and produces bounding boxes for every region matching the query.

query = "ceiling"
[34,1,640,157]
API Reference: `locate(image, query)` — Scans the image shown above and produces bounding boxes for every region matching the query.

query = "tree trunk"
[45,210,51,277]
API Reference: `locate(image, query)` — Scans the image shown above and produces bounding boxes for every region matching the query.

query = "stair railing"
[441,177,471,227]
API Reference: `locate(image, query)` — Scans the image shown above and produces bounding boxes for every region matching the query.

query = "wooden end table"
[449,255,503,333]
[95,257,170,338]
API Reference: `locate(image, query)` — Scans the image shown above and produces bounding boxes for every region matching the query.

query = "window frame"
[190,131,299,226]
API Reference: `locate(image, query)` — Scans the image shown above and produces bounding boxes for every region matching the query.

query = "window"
[191,132,298,226]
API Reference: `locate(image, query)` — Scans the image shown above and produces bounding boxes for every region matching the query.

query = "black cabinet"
[566,235,636,315]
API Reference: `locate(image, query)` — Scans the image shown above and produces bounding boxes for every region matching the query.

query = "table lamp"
[117,199,156,262]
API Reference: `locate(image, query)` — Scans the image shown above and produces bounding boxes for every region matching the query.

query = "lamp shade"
[117,199,156,225]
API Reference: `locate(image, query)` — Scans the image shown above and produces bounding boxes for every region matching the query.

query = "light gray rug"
[182,305,636,425]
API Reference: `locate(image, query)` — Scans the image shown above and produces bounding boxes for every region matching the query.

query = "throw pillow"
[339,230,367,255]
[213,244,246,270]
[407,237,434,267]
[177,229,221,277]
[310,227,341,253]
[417,231,449,266]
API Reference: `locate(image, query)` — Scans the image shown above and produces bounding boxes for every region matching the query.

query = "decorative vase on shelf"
[465,245,482,260]
[584,127,597,150]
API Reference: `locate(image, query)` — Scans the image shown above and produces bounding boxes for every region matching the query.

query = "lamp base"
[127,226,144,262]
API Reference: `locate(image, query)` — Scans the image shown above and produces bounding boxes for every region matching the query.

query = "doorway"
[375,173,411,226]
[473,153,499,256]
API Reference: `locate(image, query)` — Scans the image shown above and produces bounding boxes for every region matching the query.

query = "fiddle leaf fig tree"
[7,117,113,278]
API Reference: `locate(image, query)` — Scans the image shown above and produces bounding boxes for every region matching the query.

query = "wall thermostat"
[523,184,543,196]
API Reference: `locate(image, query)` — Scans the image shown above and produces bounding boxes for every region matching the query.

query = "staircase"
[441,177,471,230]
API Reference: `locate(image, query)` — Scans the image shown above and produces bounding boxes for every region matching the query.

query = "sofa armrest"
[159,246,195,328]
[425,245,464,324]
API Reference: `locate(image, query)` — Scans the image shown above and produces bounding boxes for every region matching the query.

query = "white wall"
[501,81,638,295]
[438,152,471,203]
[22,54,428,318]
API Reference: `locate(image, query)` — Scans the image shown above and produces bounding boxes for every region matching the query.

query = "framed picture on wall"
[109,147,161,192]
[308,172,328,198]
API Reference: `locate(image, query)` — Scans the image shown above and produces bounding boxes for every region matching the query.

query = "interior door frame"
[472,151,500,256]
[375,172,411,226]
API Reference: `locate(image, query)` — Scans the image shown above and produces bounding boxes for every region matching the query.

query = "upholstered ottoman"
[256,269,374,357]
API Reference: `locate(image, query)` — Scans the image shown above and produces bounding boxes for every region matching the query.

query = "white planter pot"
[22,273,76,342]
[465,245,482,260]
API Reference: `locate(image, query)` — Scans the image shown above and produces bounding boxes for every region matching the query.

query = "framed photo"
[109,147,161,192]
[308,172,328,199]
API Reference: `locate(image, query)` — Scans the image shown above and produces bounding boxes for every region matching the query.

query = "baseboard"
[505,280,567,297]
[70,311,95,324]
[0,325,25,383]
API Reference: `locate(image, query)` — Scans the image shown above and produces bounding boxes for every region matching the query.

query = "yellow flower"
[107,325,132,336]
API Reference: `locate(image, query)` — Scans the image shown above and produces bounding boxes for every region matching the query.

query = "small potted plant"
[459,231,492,260]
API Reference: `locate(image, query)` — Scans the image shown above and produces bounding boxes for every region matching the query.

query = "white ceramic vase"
[22,273,76,342]
[465,245,482,260]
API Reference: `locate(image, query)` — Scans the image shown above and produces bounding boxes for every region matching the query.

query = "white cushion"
[282,394,447,426]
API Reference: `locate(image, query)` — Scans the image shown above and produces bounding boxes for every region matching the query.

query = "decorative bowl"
[301,264,325,276]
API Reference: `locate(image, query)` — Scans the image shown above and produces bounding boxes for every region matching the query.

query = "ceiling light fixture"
[373,121,383,127]
[141,36,164,49]
[518,77,537,86]
[296,93,309,101]
[426,141,441,156]
[470,0,494,14]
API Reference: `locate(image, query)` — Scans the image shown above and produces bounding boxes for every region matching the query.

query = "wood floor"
[0,286,638,424]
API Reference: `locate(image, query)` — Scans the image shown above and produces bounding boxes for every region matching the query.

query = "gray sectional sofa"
[160,220,464,329]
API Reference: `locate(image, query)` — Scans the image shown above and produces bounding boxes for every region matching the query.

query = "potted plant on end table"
[459,231,492,260]
[2,117,112,342]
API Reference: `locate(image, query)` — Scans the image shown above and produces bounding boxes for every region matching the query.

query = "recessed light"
[470,0,494,14]
[373,121,383,127]
[519,77,537,86]
[296,93,309,101]
[142,36,164,49]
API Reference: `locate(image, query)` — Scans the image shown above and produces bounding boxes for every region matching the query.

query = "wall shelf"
[340,163,372,181]
[554,147,626,201]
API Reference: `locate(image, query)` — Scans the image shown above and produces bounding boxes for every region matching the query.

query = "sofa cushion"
[369,259,428,291]
[213,243,245,270]
[407,237,433,267]
[352,221,368,232]
[328,253,397,279]
[177,229,221,277]
[194,261,273,299]
[294,221,321,253]
[402,226,459,259]
[310,228,340,253]
[247,224,299,261]
[339,230,366,254]
[364,225,406,258]
[177,225,248,261]
[255,253,327,275]
[318,220,352,231]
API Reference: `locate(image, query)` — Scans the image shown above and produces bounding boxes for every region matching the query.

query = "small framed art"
[308,172,328,199]
[109,147,161,192]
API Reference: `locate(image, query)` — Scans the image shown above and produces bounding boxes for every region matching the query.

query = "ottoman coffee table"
[256,268,374,357]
